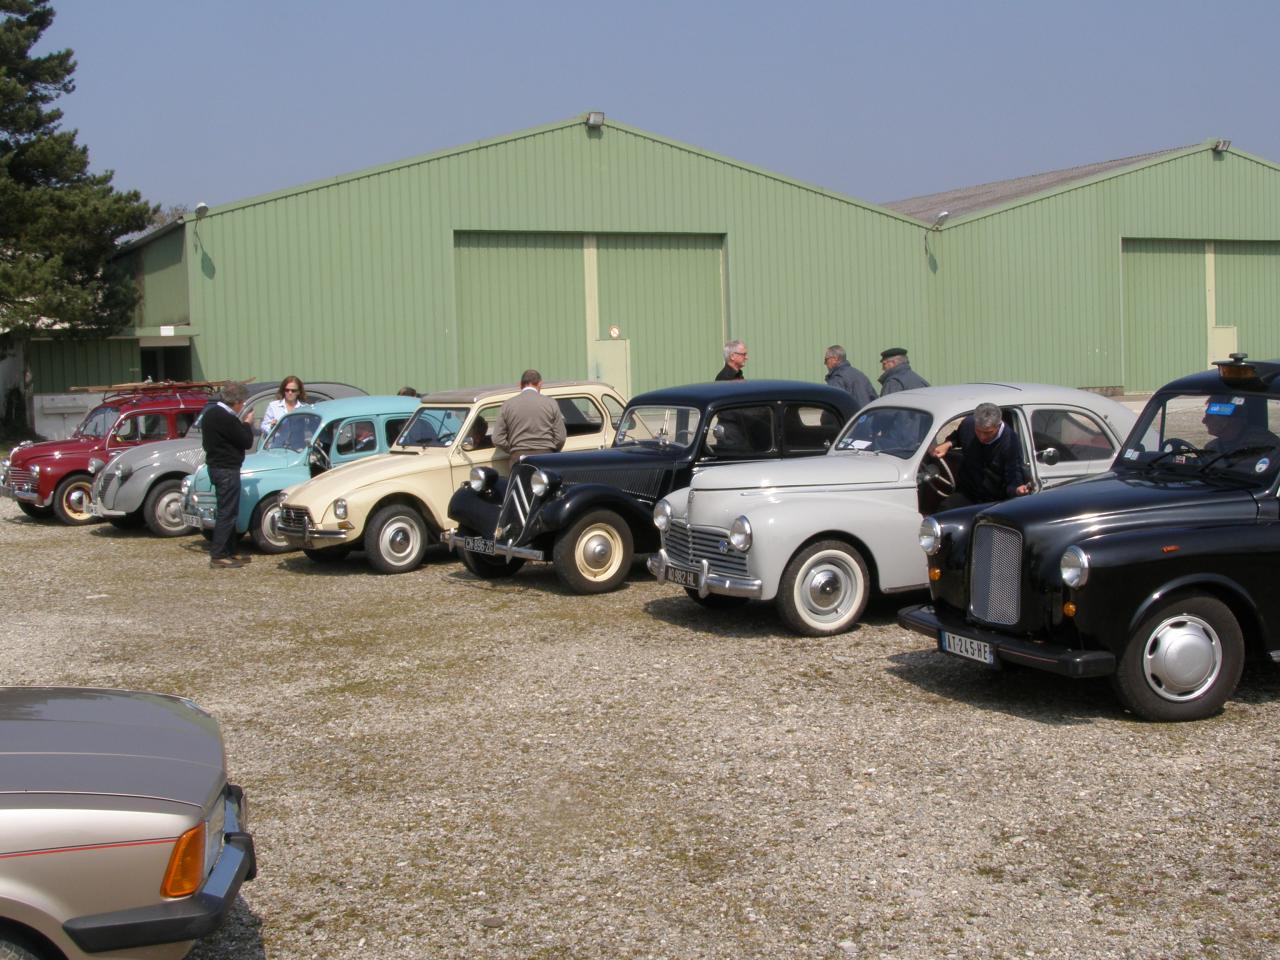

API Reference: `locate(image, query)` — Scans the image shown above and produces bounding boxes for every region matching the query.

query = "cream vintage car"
[278,381,625,572]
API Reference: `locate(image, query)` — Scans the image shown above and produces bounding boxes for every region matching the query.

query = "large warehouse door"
[454,233,587,387]
[596,234,725,394]
[454,232,725,396]
[1121,240,1207,392]
[1216,241,1280,361]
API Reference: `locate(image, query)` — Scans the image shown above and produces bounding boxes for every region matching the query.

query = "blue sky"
[38,0,1280,212]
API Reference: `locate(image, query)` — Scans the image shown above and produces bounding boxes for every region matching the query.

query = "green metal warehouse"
[25,115,1280,402]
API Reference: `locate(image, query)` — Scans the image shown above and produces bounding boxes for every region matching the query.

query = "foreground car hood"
[241,447,304,477]
[9,436,102,466]
[0,688,224,808]
[284,449,442,507]
[689,450,904,491]
[111,435,203,471]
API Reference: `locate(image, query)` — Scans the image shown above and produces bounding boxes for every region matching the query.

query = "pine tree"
[0,0,156,347]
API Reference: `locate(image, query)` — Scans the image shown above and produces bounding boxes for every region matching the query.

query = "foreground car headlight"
[333,498,348,520]
[114,461,133,481]
[1060,546,1089,588]
[918,517,943,556]
[653,499,672,532]
[530,469,559,497]
[468,466,497,493]
[728,516,752,552]
[88,458,105,474]
[29,463,40,478]
[180,476,192,495]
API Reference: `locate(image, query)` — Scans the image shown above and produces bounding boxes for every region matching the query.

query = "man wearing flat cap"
[878,347,929,396]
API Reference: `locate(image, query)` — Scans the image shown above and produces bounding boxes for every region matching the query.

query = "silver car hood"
[691,450,907,491]
[0,688,225,808]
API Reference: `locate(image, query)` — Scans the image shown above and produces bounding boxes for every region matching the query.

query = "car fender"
[238,466,308,533]
[540,484,656,543]
[0,890,71,959]
[121,461,196,514]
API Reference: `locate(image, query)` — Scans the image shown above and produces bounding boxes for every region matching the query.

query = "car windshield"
[75,404,119,439]
[395,406,469,448]
[1117,391,1280,484]
[264,412,323,452]
[832,406,933,460]
[614,405,702,449]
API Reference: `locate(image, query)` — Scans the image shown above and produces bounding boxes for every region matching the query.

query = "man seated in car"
[1202,396,1280,465]
[931,402,1032,510]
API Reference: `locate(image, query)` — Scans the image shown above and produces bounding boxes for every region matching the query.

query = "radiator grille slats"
[969,523,1022,626]
[665,520,749,577]
[279,505,311,535]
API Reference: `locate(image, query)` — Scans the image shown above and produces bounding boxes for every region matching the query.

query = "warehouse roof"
[881,144,1193,222]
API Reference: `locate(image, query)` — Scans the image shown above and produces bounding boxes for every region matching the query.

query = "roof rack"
[70,379,232,397]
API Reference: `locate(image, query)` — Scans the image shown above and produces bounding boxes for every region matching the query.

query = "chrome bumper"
[182,491,218,530]
[441,529,545,562]
[280,517,350,546]
[0,483,48,507]
[647,548,763,599]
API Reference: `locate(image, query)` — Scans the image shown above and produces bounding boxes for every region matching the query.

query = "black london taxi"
[444,380,859,593]
[898,354,1280,721]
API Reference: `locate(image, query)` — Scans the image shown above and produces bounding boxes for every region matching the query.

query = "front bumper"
[0,480,49,507]
[278,506,351,546]
[897,603,1116,678]
[441,529,545,562]
[182,491,218,531]
[647,549,763,600]
[62,783,257,954]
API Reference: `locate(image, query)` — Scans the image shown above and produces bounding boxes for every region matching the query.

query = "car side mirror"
[1037,447,1061,466]
[461,436,476,452]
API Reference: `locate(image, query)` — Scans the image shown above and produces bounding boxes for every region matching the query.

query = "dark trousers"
[209,466,241,559]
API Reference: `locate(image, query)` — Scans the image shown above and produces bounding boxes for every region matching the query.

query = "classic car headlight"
[114,461,133,481]
[918,517,943,556]
[180,476,191,495]
[530,469,559,497]
[468,466,497,493]
[729,516,752,552]
[333,499,348,520]
[29,463,40,478]
[1060,546,1089,589]
[653,499,672,532]
[88,458,105,474]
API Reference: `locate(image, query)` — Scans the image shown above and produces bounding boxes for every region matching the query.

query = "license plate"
[182,513,202,529]
[941,630,994,665]
[664,566,699,588]
[463,536,496,555]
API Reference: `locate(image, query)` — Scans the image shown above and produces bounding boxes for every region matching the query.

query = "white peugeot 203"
[648,383,1137,636]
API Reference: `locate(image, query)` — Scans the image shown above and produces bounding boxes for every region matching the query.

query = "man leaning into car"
[931,402,1031,510]
[201,382,257,568]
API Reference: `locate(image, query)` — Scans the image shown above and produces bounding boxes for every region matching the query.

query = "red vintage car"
[1,382,219,525]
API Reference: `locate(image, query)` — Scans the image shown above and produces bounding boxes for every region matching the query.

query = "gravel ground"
[2,496,1279,960]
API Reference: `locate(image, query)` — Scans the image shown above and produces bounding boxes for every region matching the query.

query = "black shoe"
[234,553,253,563]
[210,556,247,569]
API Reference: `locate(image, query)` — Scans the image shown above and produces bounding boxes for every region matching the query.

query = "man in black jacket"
[201,382,257,568]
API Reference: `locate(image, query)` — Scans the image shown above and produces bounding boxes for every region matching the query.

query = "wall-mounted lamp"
[931,210,950,230]
[194,202,209,218]
[1212,139,1231,153]
[608,324,621,339]
[585,111,606,128]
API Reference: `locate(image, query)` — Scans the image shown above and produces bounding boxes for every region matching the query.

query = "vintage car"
[181,395,420,552]
[0,383,218,525]
[899,354,1280,721]
[88,380,365,536]
[0,686,255,960]
[445,380,859,593]
[649,383,1137,635]
[279,381,626,573]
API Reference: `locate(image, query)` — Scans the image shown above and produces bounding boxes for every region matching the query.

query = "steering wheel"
[310,443,331,472]
[1160,437,1195,454]
[921,453,956,495]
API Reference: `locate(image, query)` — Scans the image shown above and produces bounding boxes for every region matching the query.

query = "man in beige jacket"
[493,369,567,463]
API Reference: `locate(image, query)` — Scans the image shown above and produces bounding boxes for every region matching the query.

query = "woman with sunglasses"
[260,376,310,437]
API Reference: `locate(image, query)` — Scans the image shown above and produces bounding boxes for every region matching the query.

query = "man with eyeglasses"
[716,340,748,381]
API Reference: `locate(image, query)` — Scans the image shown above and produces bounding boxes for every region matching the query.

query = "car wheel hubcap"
[381,520,420,563]
[264,505,286,545]
[158,491,185,530]
[576,524,622,580]
[1143,614,1222,702]
[798,553,862,624]
[65,484,91,519]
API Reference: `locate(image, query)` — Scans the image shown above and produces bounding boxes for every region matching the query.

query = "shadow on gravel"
[886,650,1280,724]
[186,896,266,960]
[272,544,456,577]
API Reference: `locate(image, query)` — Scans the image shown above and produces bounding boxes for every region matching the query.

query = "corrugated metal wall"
[1121,240,1207,392]
[131,227,189,329]
[28,338,140,392]
[1217,241,1280,361]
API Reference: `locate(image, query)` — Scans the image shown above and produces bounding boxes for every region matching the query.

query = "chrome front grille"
[969,523,1023,626]
[278,505,311,536]
[664,520,749,577]
[6,467,34,487]
[92,470,112,499]
[496,464,541,542]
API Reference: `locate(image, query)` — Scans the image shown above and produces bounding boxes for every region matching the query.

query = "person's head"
[221,381,249,410]
[1203,396,1244,440]
[880,347,908,371]
[470,414,488,442]
[397,386,420,398]
[972,402,1003,443]
[724,339,748,371]
[278,376,306,402]
[824,345,846,370]
[520,369,543,390]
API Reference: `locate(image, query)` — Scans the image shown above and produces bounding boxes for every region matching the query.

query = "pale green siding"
[1121,240,1207,392]
[29,339,140,393]
[1216,241,1280,361]
[130,227,189,329]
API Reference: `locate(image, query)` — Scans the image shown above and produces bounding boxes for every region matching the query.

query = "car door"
[1022,405,1122,487]
[448,402,505,488]
[107,412,168,451]
[699,404,779,465]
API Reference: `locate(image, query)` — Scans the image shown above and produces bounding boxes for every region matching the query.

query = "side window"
[384,417,409,448]
[1031,409,1115,462]
[558,396,605,437]
[464,404,503,450]
[705,405,776,458]
[782,404,843,454]
[175,411,199,435]
[336,419,377,456]
[602,394,625,429]
[140,414,169,440]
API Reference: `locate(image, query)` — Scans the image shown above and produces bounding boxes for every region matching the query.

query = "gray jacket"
[493,388,567,456]
[824,361,877,409]
[879,361,930,396]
